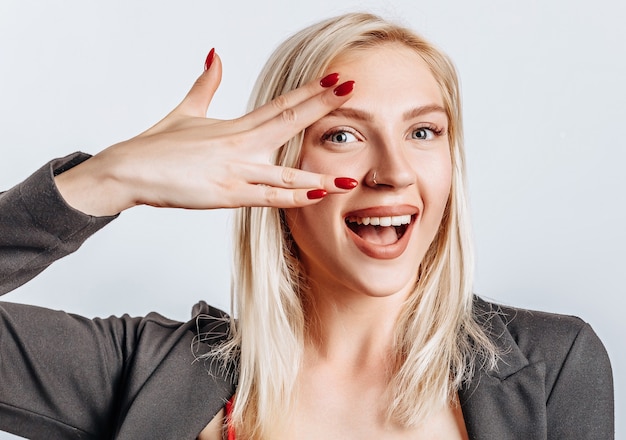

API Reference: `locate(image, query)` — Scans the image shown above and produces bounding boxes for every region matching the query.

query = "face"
[285,43,452,300]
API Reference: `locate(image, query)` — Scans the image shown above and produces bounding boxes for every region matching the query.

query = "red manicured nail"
[333,81,355,96]
[204,48,215,71]
[334,177,358,189]
[307,189,327,200]
[320,73,340,88]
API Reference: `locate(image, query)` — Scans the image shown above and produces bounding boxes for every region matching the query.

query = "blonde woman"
[0,12,613,440]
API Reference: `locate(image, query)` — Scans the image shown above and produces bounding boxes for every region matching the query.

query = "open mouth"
[345,214,413,245]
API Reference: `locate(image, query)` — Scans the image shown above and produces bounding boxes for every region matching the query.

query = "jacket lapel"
[459,298,548,439]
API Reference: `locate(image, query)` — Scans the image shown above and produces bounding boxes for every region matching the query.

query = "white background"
[1,0,623,437]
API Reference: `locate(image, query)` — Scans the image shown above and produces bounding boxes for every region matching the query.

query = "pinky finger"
[236,184,329,208]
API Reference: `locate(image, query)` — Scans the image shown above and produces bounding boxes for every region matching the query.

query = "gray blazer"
[0,153,614,439]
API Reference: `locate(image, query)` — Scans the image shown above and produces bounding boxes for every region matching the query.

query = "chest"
[281,371,469,440]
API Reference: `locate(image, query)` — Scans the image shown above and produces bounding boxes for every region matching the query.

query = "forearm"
[0,152,117,295]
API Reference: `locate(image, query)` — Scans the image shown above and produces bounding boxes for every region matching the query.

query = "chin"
[335,262,420,299]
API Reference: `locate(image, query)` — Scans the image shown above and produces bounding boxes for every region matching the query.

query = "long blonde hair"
[217,12,497,438]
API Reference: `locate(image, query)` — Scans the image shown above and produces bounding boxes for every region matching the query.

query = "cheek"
[436,162,453,204]
[299,150,335,174]
[286,195,339,239]
[298,135,365,175]
[284,202,336,273]
[414,149,453,207]
[298,135,321,173]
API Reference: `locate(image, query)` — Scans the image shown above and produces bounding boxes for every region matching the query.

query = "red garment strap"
[225,396,236,440]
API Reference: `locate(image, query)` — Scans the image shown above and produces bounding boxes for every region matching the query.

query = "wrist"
[54,148,134,216]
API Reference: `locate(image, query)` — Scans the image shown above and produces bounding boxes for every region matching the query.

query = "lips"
[343,206,419,259]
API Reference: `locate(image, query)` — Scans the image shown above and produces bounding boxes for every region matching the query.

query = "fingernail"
[333,81,355,97]
[320,73,340,88]
[307,189,327,200]
[334,177,358,189]
[204,48,215,71]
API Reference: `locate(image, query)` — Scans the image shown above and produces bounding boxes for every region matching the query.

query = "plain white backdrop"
[1,0,623,437]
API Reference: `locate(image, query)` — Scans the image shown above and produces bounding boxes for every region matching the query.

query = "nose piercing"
[372,171,378,185]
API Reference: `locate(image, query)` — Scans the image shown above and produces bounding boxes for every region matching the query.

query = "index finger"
[235,73,343,130]
[241,80,355,151]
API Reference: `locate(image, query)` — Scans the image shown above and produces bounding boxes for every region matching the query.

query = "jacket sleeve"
[0,298,233,439]
[0,301,144,439]
[0,155,236,439]
[546,322,614,439]
[0,152,117,295]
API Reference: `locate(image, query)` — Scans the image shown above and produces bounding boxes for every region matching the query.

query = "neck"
[303,280,411,367]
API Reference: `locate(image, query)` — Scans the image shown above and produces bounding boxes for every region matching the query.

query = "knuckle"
[191,75,209,91]
[280,108,298,124]
[319,90,335,107]
[281,167,297,185]
[225,132,246,149]
[292,191,301,206]
[271,95,290,111]
[263,186,280,204]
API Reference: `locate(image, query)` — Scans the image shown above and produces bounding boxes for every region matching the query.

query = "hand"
[55,50,357,216]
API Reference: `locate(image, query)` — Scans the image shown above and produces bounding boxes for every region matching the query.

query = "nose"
[365,140,416,189]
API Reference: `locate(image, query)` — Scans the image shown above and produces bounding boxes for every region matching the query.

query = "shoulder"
[125,301,233,364]
[190,300,232,344]
[476,297,591,360]
[474,296,607,364]
[474,295,612,394]
[465,298,614,437]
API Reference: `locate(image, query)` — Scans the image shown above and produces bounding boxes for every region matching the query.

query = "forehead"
[327,43,444,110]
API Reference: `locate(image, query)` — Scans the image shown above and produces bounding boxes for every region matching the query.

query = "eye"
[323,129,358,144]
[411,127,436,140]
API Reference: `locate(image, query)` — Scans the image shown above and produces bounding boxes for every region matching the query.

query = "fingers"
[227,164,357,208]
[233,184,337,208]
[242,163,355,192]
[237,72,342,129]
[244,80,355,151]
[176,49,223,117]
[237,185,326,208]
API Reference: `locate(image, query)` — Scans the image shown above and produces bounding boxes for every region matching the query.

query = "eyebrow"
[402,104,447,120]
[324,104,447,122]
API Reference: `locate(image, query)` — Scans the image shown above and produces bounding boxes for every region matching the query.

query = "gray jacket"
[0,153,614,439]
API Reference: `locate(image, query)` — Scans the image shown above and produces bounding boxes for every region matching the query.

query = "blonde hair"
[217,12,498,438]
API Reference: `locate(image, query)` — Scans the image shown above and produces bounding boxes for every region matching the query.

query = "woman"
[0,12,613,440]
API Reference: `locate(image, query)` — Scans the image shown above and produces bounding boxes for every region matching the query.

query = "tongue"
[355,225,398,245]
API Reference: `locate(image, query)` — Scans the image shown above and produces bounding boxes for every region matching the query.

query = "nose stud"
[371,170,378,185]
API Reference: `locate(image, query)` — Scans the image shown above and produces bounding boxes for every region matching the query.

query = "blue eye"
[411,128,435,140]
[324,130,358,144]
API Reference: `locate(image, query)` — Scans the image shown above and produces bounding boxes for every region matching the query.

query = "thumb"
[176,49,223,117]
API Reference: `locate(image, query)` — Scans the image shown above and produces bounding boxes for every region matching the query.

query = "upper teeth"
[346,215,412,227]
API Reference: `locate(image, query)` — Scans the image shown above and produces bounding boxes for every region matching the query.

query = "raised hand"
[55,49,357,216]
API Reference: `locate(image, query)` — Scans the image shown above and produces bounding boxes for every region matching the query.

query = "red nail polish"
[334,177,358,189]
[307,189,327,200]
[320,73,340,88]
[204,48,215,71]
[333,81,355,97]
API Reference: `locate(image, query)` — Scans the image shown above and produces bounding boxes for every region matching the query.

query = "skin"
[200,43,468,439]
[286,44,452,306]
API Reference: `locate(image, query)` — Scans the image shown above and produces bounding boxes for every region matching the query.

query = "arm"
[0,301,141,439]
[0,153,117,295]
[0,300,235,439]
[546,323,614,439]
[1,51,357,293]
